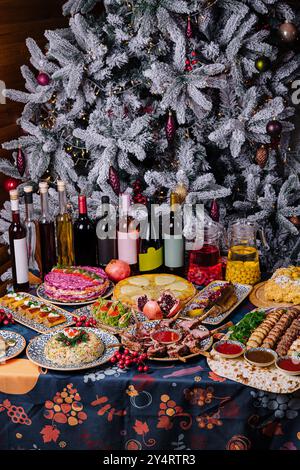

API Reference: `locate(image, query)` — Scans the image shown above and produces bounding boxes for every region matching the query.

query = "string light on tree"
[255,56,270,73]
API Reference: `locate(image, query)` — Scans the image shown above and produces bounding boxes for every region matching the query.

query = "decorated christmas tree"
[1,0,300,278]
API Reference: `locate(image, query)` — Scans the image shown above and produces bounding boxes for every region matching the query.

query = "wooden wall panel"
[0,0,66,208]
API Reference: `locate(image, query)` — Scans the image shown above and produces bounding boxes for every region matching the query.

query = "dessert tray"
[0,330,26,362]
[113,274,196,308]
[26,327,120,371]
[181,281,252,325]
[0,292,75,334]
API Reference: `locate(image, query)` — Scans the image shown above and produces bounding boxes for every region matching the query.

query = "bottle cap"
[24,185,33,193]
[78,194,87,214]
[57,180,65,191]
[9,189,18,200]
[170,192,179,208]
[39,181,48,193]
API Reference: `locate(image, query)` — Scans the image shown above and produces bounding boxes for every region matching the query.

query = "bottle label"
[13,238,29,284]
[164,237,184,268]
[118,231,138,264]
[139,247,163,272]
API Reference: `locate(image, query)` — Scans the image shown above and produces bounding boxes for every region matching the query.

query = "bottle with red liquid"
[187,222,223,286]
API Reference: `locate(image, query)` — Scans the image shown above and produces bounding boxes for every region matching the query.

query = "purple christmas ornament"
[266,120,282,137]
[186,15,193,39]
[210,199,220,223]
[17,147,26,177]
[37,72,50,86]
[108,166,120,195]
[165,110,176,143]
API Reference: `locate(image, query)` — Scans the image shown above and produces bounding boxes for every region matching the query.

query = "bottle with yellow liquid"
[225,221,267,285]
[56,180,74,266]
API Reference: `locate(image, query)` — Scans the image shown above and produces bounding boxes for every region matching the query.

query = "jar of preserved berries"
[187,222,223,286]
[225,220,267,285]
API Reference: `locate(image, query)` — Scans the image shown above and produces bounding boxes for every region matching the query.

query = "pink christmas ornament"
[210,199,220,222]
[37,72,50,86]
[16,147,26,176]
[165,110,176,143]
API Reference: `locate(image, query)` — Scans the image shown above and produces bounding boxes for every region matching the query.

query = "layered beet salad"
[44,266,110,302]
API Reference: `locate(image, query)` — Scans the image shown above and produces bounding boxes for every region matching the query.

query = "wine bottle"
[56,180,74,266]
[24,185,39,273]
[8,189,29,291]
[96,195,118,267]
[39,182,57,278]
[117,193,139,271]
[74,195,97,266]
[163,192,185,275]
[138,199,163,274]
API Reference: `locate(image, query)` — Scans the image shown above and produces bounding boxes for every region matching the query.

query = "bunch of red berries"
[72,314,97,328]
[110,348,149,373]
[185,51,199,71]
[0,309,15,327]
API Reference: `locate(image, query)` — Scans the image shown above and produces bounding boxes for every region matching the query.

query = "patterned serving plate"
[26,327,120,371]
[36,281,114,306]
[125,319,213,362]
[73,304,147,332]
[181,281,252,325]
[0,293,75,334]
[0,330,26,362]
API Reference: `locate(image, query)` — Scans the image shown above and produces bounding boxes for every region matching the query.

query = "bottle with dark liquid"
[56,180,74,266]
[164,192,184,276]
[24,185,39,273]
[96,196,117,267]
[8,189,29,291]
[74,195,96,266]
[117,193,139,272]
[139,199,163,274]
[39,182,57,278]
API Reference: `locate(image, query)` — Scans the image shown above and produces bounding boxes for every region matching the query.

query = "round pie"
[113,274,196,308]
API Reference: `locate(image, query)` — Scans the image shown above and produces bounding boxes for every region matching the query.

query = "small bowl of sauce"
[151,329,181,345]
[213,340,245,358]
[276,356,300,376]
[244,348,277,367]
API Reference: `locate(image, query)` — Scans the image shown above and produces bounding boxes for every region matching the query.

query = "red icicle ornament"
[210,199,220,223]
[108,166,120,195]
[17,146,26,176]
[165,110,176,143]
[186,15,193,39]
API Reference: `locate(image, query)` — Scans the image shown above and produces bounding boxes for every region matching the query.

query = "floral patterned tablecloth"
[0,298,299,451]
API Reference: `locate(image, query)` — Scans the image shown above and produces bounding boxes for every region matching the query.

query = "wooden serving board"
[249,281,294,309]
[207,350,300,394]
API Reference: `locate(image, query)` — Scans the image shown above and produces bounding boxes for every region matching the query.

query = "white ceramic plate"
[0,330,26,361]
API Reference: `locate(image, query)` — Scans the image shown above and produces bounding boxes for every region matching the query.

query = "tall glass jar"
[187,222,223,286]
[225,220,264,285]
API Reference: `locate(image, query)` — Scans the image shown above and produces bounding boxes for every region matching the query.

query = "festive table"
[0,297,299,451]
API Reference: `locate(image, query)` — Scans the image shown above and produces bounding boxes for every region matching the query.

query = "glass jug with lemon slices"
[225,221,267,285]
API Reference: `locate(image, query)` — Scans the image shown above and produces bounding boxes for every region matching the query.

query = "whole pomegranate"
[105,259,131,282]
[143,300,163,320]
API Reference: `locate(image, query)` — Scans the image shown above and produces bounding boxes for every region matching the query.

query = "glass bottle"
[8,189,29,291]
[96,195,118,267]
[56,180,74,266]
[163,192,185,276]
[24,185,39,273]
[225,220,264,285]
[73,195,97,266]
[138,199,163,274]
[38,182,57,277]
[117,193,139,271]
[187,221,223,286]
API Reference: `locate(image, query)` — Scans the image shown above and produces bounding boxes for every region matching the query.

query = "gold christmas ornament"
[279,21,298,43]
[255,145,268,169]
[174,183,188,204]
